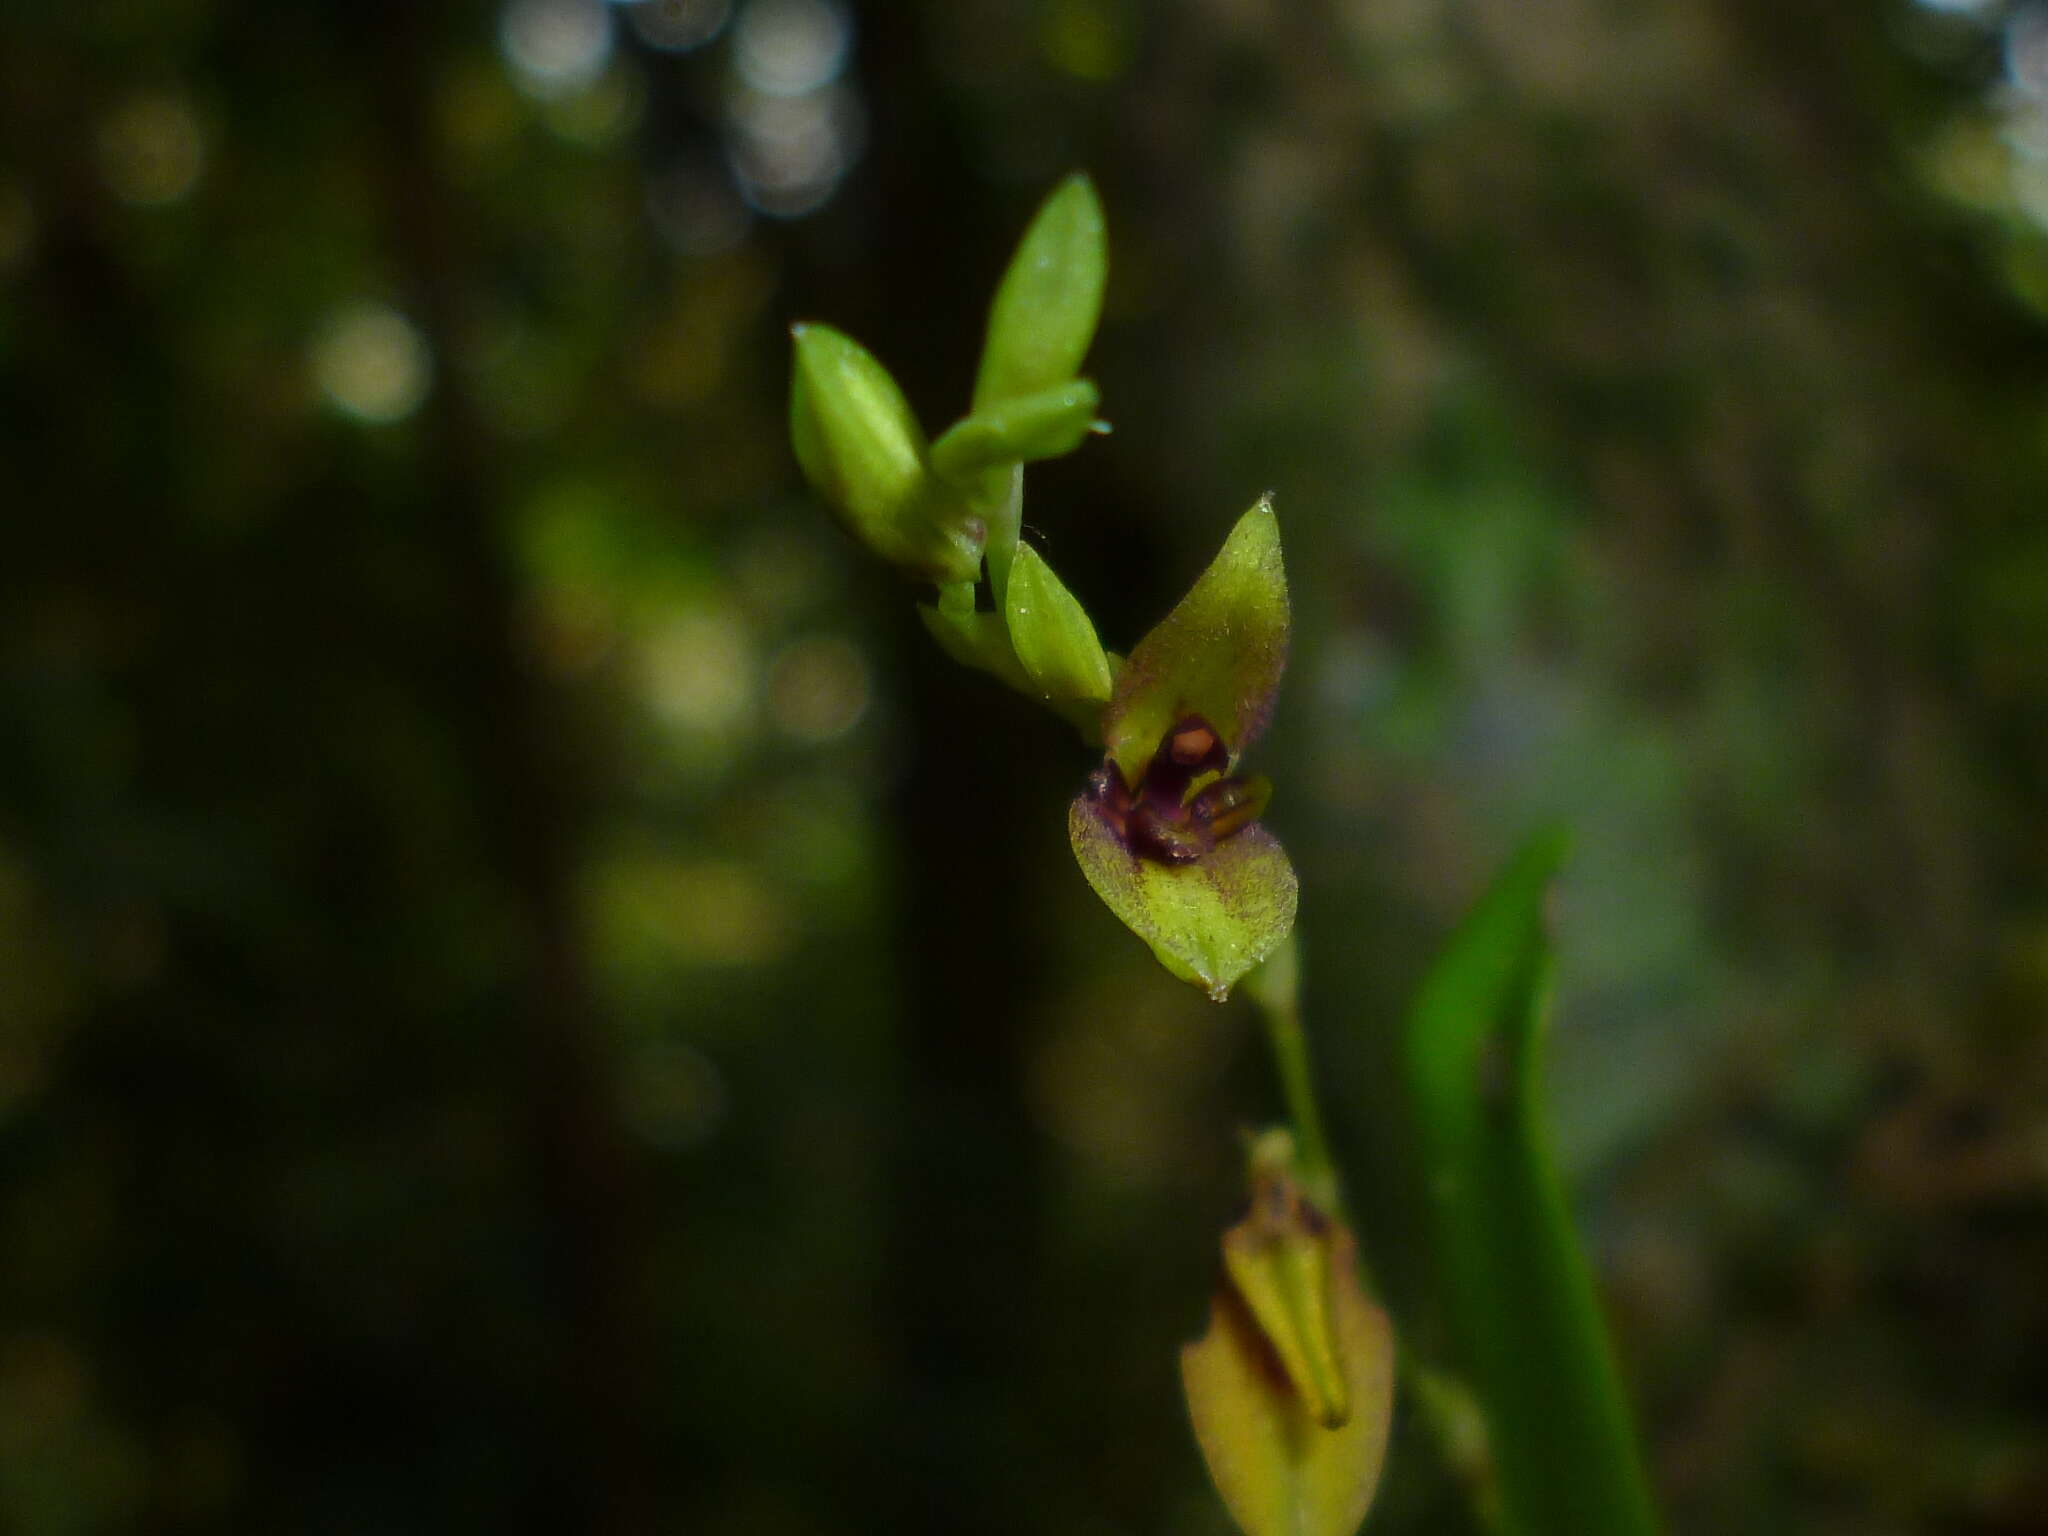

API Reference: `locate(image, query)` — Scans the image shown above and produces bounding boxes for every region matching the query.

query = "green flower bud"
[1181,1133,1395,1536]
[929,379,1104,493]
[1223,1131,1354,1430]
[1004,544,1112,704]
[790,323,984,584]
[972,173,1108,411]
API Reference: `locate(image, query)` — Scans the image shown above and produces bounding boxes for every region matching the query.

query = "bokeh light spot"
[98,93,205,208]
[500,0,614,100]
[2011,5,2048,95]
[733,0,850,97]
[667,860,788,964]
[726,83,863,217]
[609,855,790,967]
[643,608,757,735]
[589,852,795,999]
[310,303,433,425]
[767,634,869,745]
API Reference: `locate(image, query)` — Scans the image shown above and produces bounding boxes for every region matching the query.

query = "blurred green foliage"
[3,2,2048,1533]
[1402,831,1657,1535]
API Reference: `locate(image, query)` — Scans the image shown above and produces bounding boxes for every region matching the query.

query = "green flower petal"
[1069,789,1298,1001]
[1104,497,1288,787]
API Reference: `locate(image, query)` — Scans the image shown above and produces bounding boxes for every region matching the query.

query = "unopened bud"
[1225,1130,1352,1429]
[1180,1130,1394,1536]
[790,323,984,584]
[972,173,1108,411]
[1005,543,1113,704]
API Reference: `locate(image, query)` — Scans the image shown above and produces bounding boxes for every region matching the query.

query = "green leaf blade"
[1401,830,1662,1536]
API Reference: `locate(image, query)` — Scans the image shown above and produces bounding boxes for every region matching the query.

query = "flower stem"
[1244,933,1338,1214]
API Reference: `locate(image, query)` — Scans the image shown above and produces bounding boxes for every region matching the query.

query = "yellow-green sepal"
[1068,795,1297,1002]
[1104,496,1288,788]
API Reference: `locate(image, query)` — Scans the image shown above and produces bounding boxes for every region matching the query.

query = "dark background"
[4,1,2047,1531]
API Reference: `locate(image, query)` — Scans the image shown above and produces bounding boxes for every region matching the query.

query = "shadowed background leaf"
[1402,831,1659,1535]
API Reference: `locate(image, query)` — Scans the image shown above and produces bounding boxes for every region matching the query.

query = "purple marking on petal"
[1080,714,1270,870]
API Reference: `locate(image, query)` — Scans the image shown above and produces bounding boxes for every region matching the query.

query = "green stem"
[980,463,1024,605]
[1245,935,1338,1214]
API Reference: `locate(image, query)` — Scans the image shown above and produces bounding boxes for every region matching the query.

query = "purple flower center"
[1084,714,1268,865]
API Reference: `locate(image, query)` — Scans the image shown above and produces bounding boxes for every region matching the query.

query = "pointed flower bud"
[1005,543,1113,704]
[1182,1132,1395,1536]
[1068,498,1296,1000]
[972,173,1108,411]
[790,323,985,585]
[1223,1131,1355,1430]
